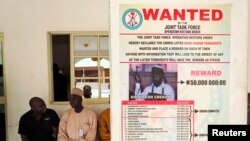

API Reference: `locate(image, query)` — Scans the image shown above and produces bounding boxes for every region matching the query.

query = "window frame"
[0,33,5,105]
[48,31,110,104]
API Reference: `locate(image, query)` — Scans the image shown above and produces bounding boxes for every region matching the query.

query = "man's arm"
[99,111,110,140]
[165,84,175,100]
[133,71,143,95]
[134,83,142,95]
[57,113,69,141]
[50,109,60,141]
[85,112,97,141]
[53,127,58,141]
[20,134,30,141]
[18,116,30,141]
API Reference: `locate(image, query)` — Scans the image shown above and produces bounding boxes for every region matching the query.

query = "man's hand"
[133,72,141,83]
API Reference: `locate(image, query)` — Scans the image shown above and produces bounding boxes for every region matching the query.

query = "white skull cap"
[153,64,164,70]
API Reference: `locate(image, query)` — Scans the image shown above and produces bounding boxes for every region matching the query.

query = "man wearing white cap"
[133,65,175,100]
[58,88,97,141]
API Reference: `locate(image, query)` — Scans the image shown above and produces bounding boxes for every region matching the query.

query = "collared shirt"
[18,108,60,141]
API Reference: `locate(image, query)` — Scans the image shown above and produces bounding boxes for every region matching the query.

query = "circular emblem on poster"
[122,8,143,30]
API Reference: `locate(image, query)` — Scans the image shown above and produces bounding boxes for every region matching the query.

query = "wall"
[0,0,109,140]
[248,0,250,93]
[248,0,250,124]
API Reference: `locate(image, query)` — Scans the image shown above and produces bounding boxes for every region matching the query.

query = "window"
[48,32,110,104]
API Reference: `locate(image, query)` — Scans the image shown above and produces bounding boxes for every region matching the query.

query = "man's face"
[31,100,47,114]
[69,95,82,108]
[152,67,164,87]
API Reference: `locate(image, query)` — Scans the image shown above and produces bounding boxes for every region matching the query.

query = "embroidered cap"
[71,88,83,97]
[152,64,165,75]
[153,64,164,70]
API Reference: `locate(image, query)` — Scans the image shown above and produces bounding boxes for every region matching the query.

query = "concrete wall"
[247,1,250,93]
[0,0,109,140]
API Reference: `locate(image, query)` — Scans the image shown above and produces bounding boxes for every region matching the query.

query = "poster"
[110,0,248,141]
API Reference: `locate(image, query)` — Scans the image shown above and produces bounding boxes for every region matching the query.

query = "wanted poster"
[110,0,248,141]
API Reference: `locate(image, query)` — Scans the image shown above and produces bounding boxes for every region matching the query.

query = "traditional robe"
[58,108,97,141]
[99,108,110,141]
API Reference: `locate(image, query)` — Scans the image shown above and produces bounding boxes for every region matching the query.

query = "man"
[99,108,110,141]
[133,65,175,100]
[18,97,60,141]
[58,88,97,141]
[99,94,110,141]
[83,85,92,98]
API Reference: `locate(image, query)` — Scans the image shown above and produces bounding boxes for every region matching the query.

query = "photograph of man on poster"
[129,64,177,100]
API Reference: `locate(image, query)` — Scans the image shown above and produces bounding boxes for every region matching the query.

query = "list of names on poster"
[122,101,194,141]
